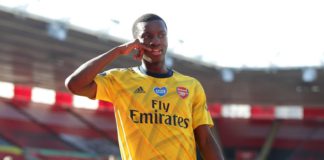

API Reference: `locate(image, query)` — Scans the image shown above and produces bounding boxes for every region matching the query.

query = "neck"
[141,60,168,74]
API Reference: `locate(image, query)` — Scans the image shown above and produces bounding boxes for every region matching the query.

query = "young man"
[65,14,224,160]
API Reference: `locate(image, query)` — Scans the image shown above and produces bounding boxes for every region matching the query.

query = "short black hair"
[132,13,167,38]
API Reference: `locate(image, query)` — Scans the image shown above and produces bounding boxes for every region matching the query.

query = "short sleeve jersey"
[94,67,213,160]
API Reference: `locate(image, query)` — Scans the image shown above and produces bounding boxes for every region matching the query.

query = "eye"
[142,34,152,40]
[159,33,166,38]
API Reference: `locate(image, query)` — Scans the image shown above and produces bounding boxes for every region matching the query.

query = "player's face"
[135,20,168,63]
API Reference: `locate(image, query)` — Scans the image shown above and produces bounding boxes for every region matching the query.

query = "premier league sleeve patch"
[177,87,189,99]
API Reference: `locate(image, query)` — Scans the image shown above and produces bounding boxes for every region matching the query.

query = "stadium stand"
[0,7,324,160]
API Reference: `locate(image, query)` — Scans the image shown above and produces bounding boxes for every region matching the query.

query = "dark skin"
[65,19,224,160]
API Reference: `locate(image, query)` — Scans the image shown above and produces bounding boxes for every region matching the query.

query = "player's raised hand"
[119,39,152,60]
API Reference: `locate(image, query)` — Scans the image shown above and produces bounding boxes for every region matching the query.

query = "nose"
[150,36,161,46]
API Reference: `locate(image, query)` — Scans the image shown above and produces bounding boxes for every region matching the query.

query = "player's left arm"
[192,80,225,159]
[194,125,225,160]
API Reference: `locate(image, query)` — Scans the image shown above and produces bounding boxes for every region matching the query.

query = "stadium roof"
[0,8,324,105]
[1,0,324,69]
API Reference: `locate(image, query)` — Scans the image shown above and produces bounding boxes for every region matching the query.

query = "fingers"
[120,39,151,60]
[132,39,151,52]
[119,39,139,55]
[139,44,152,52]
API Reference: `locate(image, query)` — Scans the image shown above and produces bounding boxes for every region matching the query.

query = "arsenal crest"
[177,87,189,99]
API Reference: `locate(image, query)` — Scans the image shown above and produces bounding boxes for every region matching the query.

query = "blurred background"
[0,0,324,160]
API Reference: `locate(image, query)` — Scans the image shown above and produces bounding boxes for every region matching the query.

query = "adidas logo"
[134,86,145,93]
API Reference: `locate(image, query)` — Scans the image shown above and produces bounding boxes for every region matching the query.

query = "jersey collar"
[138,66,173,78]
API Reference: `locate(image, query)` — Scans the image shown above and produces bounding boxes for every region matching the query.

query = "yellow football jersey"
[94,67,213,160]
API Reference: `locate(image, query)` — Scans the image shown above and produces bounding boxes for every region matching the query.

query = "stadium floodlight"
[221,68,235,83]
[0,81,14,99]
[302,68,317,83]
[31,87,55,105]
[222,104,251,119]
[47,21,68,41]
[73,95,98,110]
